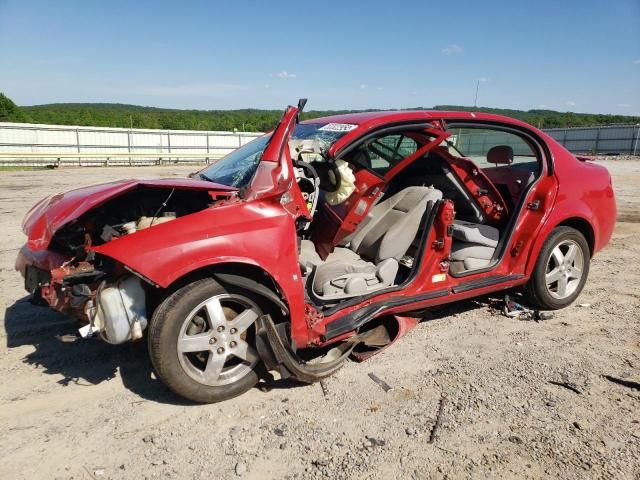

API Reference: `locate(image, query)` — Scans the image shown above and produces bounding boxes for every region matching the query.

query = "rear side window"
[448,128,539,173]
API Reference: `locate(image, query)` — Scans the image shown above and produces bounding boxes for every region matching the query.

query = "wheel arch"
[146,261,290,320]
[525,214,596,277]
[556,217,595,257]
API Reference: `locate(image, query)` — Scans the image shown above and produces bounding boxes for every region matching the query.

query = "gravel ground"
[0,158,639,480]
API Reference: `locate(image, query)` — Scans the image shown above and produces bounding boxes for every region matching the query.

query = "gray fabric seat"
[451,220,499,248]
[299,239,363,272]
[303,186,442,299]
[450,220,500,271]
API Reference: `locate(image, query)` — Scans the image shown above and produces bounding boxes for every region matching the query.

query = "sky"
[0,0,639,115]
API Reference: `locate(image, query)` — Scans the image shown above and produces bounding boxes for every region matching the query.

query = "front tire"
[524,226,590,310]
[148,278,263,403]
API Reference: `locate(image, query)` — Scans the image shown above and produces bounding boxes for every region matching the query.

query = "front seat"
[302,186,442,300]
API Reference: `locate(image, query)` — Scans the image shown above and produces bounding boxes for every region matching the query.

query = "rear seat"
[450,220,500,272]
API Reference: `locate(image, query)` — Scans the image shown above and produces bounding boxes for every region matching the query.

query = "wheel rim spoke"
[564,244,577,265]
[569,267,582,279]
[551,246,564,267]
[228,309,259,335]
[231,339,259,363]
[204,297,226,326]
[556,275,569,297]
[202,352,227,383]
[546,268,563,284]
[178,332,212,353]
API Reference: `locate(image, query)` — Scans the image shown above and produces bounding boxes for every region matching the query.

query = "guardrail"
[0,122,263,167]
[0,152,226,167]
[545,124,640,155]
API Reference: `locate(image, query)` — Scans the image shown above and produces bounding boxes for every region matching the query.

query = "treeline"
[1,92,638,131]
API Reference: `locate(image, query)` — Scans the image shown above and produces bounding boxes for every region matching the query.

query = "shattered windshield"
[197,123,354,188]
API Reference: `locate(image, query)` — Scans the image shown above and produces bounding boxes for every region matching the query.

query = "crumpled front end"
[16,180,237,344]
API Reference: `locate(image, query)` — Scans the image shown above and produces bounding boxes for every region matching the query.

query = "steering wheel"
[312,160,342,193]
[293,159,319,184]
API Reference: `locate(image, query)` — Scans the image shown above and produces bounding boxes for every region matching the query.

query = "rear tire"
[148,278,263,403]
[523,226,590,310]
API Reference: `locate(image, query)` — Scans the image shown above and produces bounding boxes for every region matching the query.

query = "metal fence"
[0,122,263,166]
[544,124,640,155]
[2,121,639,167]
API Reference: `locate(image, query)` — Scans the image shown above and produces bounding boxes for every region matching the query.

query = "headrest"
[487,145,514,165]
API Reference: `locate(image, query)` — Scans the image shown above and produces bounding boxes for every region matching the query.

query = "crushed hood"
[23,178,237,251]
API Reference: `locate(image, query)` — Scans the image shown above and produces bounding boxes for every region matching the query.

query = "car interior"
[294,125,542,305]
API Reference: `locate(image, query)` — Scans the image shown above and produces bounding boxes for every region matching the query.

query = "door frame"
[442,120,554,278]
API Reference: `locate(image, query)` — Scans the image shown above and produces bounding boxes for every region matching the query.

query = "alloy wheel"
[177,293,261,387]
[544,239,585,300]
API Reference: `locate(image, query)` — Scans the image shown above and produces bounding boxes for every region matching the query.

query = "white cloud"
[537,104,548,109]
[617,103,631,108]
[441,43,464,55]
[565,101,577,107]
[633,59,640,64]
[359,84,368,89]
[274,71,297,79]
[478,77,489,82]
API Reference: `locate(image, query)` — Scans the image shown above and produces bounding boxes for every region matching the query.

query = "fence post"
[206,133,210,164]
[75,128,81,165]
[594,127,601,154]
[633,124,640,156]
[127,129,132,166]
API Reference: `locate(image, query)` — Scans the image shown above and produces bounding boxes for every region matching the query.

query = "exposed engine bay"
[50,187,214,256]
[24,186,220,344]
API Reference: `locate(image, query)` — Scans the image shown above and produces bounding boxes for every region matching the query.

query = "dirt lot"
[1,159,638,480]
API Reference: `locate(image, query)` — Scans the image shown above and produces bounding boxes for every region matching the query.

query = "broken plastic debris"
[503,294,531,318]
[501,295,553,321]
[535,311,554,321]
[78,323,100,338]
[368,373,393,392]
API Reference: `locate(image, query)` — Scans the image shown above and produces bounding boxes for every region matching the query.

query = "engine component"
[136,212,176,230]
[92,276,148,344]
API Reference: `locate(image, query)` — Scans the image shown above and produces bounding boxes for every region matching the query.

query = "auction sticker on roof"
[318,123,358,132]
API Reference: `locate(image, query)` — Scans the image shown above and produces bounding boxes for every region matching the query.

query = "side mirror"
[296,98,308,123]
[487,145,514,165]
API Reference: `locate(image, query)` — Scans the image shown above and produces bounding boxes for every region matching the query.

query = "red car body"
[15,104,616,401]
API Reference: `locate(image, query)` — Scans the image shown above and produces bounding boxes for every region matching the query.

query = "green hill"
[2,93,638,131]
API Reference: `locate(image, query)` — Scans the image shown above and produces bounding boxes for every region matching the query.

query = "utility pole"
[473,80,480,108]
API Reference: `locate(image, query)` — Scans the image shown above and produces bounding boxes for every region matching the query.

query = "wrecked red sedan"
[16,101,616,402]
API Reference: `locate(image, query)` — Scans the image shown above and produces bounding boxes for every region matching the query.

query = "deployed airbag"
[325,160,356,205]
